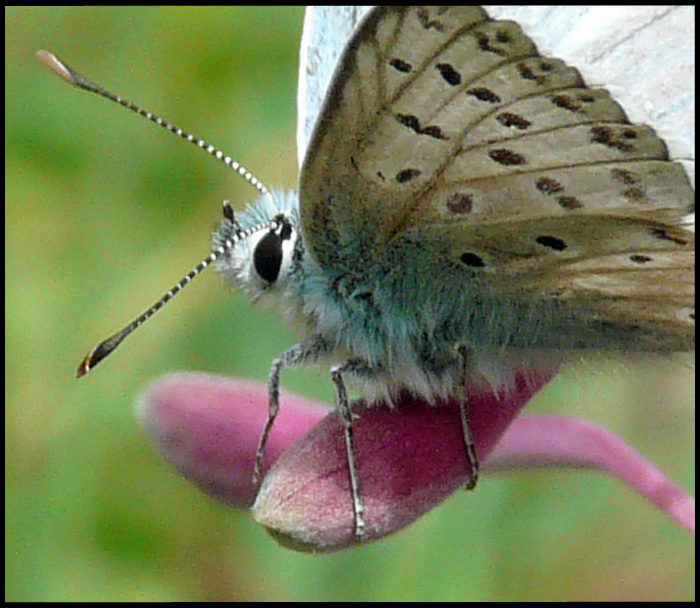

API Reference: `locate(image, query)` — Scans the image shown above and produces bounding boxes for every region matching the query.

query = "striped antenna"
[76,202,275,377]
[36,50,271,200]
[35,50,275,376]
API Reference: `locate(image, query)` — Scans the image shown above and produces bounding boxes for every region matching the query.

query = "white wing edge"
[297,6,694,189]
[297,6,373,169]
[485,5,695,188]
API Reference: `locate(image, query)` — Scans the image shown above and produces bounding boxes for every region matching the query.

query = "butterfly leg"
[254,335,331,486]
[329,358,375,540]
[456,345,479,490]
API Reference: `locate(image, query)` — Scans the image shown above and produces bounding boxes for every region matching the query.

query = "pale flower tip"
[135,372,325,508]
[253,372,553,552]
[251,410,361,551]
[251,398,479,551]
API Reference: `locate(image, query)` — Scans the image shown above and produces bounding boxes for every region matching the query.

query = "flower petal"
[138,369,692,553]
[136,373,325,507]
[252,371,555,551]
[485,414,695,535]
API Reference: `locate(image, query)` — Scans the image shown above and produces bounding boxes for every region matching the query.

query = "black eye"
[253,231,284,283]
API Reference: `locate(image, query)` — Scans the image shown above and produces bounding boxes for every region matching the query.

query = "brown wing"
[299,6,694,351]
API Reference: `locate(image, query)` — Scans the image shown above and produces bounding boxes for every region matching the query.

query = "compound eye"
[253,230,284,283]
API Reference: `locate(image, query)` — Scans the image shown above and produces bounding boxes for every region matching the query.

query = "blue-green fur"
[215,190,662,402]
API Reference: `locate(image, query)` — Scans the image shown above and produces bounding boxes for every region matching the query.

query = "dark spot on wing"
[534,177,581,210]
[536,235,567,251]
[630,254,652,264]
[611,168,640,184]
[446,193,473,213]
[415,7,447,32]
[489,149,526,166]
[396,168,421,183]
[496,29,512,43]
[390,57,412,73]
[557,196,583,210]
[550,94,583,112]
[590,125,635,153]
[623,187,649,204]
[535,177,564,194]
[467,87,502,103]
[395,113,448,140]
[396,113,421,131]
[475,32,499,54]
[436,63,462,86]
[651,227,689,246]
[460,252,485,267]
[517,62,545,84]
[422,125,447,139]
[496,112,531,130]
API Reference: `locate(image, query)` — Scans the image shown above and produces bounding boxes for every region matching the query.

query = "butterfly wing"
[485,5,695,184]
[301,6,494,272]
[300,6,694,351]
[297,6,371,168]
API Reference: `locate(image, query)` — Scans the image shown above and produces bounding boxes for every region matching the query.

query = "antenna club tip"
[36,49,78,85]
[76,351,95,378]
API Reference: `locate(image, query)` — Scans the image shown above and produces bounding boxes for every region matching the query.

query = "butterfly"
[45,6,694,539]
[214,5,695,537]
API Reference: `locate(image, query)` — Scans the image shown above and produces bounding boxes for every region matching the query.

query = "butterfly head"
[214,192,303,300]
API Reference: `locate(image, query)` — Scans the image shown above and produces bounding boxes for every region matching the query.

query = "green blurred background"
[6,6,694,601]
